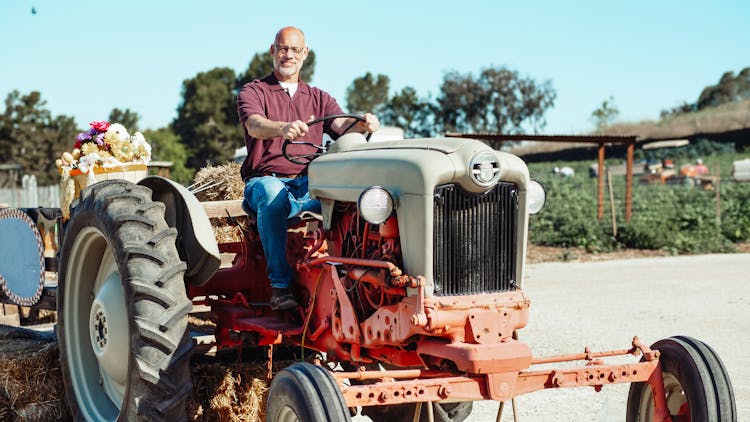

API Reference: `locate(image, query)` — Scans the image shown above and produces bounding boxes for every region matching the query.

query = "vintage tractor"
[0,114,737,421]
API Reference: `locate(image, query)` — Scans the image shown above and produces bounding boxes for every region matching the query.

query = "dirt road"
[467,253,750,421]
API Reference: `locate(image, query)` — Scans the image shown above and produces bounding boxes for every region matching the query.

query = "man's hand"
[357,113,381,133]
[281,120,309,140]
[331,113,381,135]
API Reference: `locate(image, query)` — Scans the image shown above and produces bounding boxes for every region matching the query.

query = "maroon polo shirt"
[237,73,344,180]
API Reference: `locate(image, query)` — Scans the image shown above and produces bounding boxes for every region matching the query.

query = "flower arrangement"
[56,120,152,174]
[57,120,152,219]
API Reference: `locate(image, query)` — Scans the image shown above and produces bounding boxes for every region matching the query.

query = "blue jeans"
[242,175,320,289]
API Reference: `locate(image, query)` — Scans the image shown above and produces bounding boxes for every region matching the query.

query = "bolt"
[438,386,451,399]
[550,370,563,387]
[609,372,618,382]
[378,391,389,402]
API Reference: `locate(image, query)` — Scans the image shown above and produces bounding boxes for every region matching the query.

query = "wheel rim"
[663,372,688,415]
[276,406,300,422]
[64,227,129,420]
[637,371,689,418]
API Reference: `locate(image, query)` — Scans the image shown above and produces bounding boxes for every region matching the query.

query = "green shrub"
[721,183,750,242]
[528,150,749,255]
[529,178,616,252]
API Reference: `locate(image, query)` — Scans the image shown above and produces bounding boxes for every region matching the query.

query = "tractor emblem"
[470,152,500,186]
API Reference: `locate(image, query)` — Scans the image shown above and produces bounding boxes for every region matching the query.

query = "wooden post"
[716,164,721,225]
[608,170,617,237]
[625,141,634,222]
[596,144,604,220]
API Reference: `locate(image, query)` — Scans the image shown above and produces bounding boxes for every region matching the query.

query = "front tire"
[267,362,351,422]
[57,180,193,421]
[626,336,736,421]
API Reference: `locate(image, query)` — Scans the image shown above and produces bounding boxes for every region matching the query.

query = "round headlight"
[358,186,394,224]
[527,179,546,214]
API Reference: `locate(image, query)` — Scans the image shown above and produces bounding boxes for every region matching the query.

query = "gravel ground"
[466,253,750,422]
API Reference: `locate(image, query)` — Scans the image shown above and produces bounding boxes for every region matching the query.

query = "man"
[694,158,709,175]
[237,26,379,310]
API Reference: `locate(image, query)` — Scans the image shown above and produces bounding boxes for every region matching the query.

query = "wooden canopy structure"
[445,133,638,222]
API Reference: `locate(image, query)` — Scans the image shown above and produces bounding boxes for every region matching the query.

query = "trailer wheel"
[626,336,736,422]
[57,180,193,421]
[267,362,351,422]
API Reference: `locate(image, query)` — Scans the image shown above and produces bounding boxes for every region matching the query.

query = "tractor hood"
[309,135,529,201]
[326,136,474,155]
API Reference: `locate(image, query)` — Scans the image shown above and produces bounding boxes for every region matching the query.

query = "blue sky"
[1,0,748,136]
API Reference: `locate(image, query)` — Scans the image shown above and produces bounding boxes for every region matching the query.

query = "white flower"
[77,154,101,173]
[104,123,130,142]
[131,131,152,162]
[131,131,146,146]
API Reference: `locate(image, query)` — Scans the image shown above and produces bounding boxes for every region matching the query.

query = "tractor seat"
[201,199,322,229]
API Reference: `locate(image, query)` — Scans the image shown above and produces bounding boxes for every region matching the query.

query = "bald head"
[274,26,306,46]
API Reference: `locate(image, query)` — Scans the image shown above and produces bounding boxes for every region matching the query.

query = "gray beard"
[275,60,304,78]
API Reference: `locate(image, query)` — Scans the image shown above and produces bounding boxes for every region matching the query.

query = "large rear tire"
[626,336,736,422]
[267,362,351,422]
[57,180,193,421]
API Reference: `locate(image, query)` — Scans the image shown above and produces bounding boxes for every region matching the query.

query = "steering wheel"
[282,114,373,165]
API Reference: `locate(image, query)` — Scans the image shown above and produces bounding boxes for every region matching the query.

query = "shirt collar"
[266,73,310,95]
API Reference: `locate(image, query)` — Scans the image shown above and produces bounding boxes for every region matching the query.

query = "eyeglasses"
[275,45,305,55]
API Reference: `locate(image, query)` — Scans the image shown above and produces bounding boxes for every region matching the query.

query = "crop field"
[526,147,750,255]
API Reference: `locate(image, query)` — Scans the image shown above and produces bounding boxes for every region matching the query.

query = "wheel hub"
[89,271,129,389]
[92,309,108,349]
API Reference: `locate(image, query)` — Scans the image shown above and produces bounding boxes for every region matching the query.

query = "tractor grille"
[433,183,518,295]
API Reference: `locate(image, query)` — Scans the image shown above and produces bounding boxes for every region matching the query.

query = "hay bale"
[192,163,254,244]
[192,163,245,202]
[188,362,268,422]
[212,218,253,244]
[0,328,69,421]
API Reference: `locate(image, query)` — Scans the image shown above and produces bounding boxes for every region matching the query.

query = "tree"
[380,87,438,138]
[590,96,619,131]
[738,67,750,100]
[108,108,141,131]
[660,101,696,119]
[235,50,317,90]
[345,72,390,115]
[0,90,77,184]
[696,67,750,110]
[142,127,193,184]
[436,67,556,138]
[172,67,244,169]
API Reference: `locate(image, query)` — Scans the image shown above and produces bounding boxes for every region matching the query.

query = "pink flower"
[90,120,110,133]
